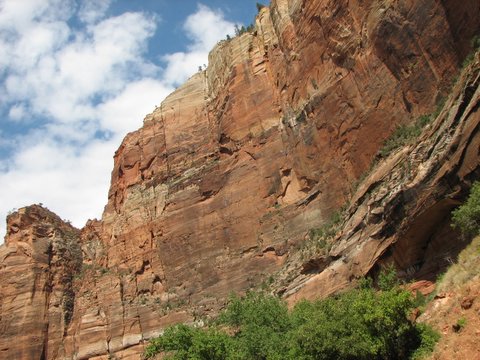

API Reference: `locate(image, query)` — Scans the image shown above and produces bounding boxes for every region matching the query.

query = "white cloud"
[161,4,236,86]
[0,137,118,241]
[8,104,26,120]
[162,51,206,86]
[78,0,111,25]
[2,10,159,124]
[0,2,238,243]
[0,0,73,30]
[184,4,236,51]
[98,78,172,134]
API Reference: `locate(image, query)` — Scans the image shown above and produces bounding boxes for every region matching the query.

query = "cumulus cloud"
[3,11,159,124]
[161,4,237,86]
[184,4,237,51]
[98,78,171,134]
[0,137,119,236]
[0,1,237,243]
[78,0,112,25]
[7,104,26,120]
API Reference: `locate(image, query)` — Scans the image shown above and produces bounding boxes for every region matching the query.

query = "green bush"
[378,123,422,158]
[304,210,343,256]
[410,323,441,359]
[217,291,291,359]
[145,272,439,360]
[256,3,266,12]
[462,35,480,68]
[144,324,232,360]
[377,264,399,291]
[289,285,421,360]
[378,109,440,158]
[234,24,255,37]
[455,317,467,331]
[452,182,480,236]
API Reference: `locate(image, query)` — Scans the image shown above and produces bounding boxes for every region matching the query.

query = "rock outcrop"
[1,0,479,359]
[286,53,480,303]
[0,206,81,359]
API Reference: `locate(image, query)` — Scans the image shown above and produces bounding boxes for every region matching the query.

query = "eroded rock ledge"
[286,54,480,303]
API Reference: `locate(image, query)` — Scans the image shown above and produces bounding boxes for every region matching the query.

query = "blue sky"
[0,0,266,242]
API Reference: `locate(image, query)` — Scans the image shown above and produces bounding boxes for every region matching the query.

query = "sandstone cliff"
[286,52,480,302]
[1,0,479,359]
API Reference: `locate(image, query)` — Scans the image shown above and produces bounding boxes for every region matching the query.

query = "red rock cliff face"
[286,54,480,303]
[0,206,81,359]
[1,0,479,359]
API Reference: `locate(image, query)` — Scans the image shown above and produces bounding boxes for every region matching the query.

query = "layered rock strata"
[287,54,480,302]
[0,0,479,358]
[0,206,81,359]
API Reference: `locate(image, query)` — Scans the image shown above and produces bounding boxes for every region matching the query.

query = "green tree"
[452,182,480,236]
[289,284,421,360]
[377,264,399,291]
[144,273,439,360]
[217,291,291,359]
[144,324,232,360]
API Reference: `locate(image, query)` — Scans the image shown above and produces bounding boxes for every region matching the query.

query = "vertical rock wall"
[0,206,81,359]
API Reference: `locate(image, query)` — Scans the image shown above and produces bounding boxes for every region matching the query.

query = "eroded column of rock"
[0,206,81,360]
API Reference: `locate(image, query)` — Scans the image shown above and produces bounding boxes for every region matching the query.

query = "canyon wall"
[287,53,480,302]
[1,0,479,359]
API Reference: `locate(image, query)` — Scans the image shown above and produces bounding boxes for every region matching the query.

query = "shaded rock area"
[0,0,479,359]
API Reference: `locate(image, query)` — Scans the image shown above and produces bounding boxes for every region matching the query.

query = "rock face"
[0,206,81,359]
[0,0,479,359]
[286,54,480,303]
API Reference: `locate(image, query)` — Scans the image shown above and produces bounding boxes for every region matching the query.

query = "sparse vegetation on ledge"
[256,3,266,13]
[300,210,343,259]
[234,24,255,37]
[377,109,440,159]
[462,35,480,68]
[378,38,480,161]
